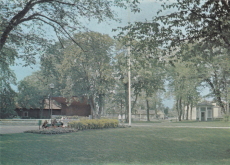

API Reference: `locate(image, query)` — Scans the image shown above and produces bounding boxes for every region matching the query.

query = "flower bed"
[24,127,77,134]
[68,119,119,130]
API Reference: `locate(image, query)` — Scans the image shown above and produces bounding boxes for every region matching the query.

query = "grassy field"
[0,122,230,165]
[132,120,230,127]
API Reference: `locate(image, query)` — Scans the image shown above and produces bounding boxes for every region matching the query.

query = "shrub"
[68,119,119,130]
[224,115,229,122]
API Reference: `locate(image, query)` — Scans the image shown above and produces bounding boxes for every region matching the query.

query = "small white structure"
[187,102,223,121]
[196,102,214,121]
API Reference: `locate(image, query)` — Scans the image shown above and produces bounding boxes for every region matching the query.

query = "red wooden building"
[15,97,91,119]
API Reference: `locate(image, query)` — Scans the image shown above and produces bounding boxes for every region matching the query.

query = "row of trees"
[0,0,139,118]
[14,30,230,121]
[15,31,168,120]
[116,0,230,120]
[1,0,230,120]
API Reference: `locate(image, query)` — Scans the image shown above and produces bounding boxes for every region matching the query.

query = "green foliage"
[0,0,139,73]
[0,1,140,115]
[68,119,119,130]
[164,107,169,115]
[115,1,230,115]
[0,87,17,118]
[17,71,51,109]
[121,0,230,51]
[41,32,116,117]
[223,115,229,122]
[0,65,17,118]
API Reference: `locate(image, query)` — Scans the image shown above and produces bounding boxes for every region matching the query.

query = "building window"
[207,110,212,118]
[23,111,28,117]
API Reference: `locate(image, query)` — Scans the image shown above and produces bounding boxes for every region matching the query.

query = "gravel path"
[1,122,229,134]
[0,126,40,134]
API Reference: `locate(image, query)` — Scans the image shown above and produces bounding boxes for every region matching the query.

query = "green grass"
[132,120,230,127]
[1,125,230,165]
[132,120,162,123]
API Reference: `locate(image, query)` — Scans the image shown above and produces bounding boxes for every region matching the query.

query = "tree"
[118,0,230,52]
[164,107,169,116]
[17,71,54,118]
[116,1,230,116]
[41,32,116,118]
[194,48,230,114]
[132,65,165,121]
[0,67,17,118]
[0,0,139,66]
[0,0,140,104]
[0,46,17,118]
[167,58,202,121]
[112,41,131,122]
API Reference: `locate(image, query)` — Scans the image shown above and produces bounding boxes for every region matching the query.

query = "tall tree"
[0,67,17,118]
[195,49,230,114]
[0,0,139,53]
[116,1,230,115]
[0,47,17,118]
[167,58,202,121]
[17,71,56,118]
[0,0,140,99]
[112,41,130,121]
[41,32,116,118]
[117,0,230,53]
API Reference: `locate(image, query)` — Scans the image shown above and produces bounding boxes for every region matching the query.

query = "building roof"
[136,110,164,115]
[52,97,89,106]
[15,100,61,110]
[44,99,61,109]
[197,101,213,107]
[15,97,88,110]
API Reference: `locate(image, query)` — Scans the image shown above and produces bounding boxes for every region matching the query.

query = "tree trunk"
[186,103,189,120]
[146,99,150,122]
[205,77,226,114]
[154,100,158,119]
[89,96,96,119]
[120,100,123,114]
[98,94,104,119]
[131,93,138,114]
[190,103,193,120]
[124,83,129,122]
[182,101,185,120]
[177,97,182,121]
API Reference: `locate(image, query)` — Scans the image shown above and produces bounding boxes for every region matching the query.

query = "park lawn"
[170,120,230,127]
[132,120,230,127]
[0,126,230,165]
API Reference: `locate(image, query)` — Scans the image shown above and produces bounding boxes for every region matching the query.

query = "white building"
[187,102,223,121]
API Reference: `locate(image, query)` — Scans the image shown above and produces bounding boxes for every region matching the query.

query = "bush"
[68,119,119,130]
[224,115,229,122]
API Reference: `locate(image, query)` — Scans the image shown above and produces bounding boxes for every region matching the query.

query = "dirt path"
[1,122,229,134]
[127,124,230,129]
[0,126,40,134]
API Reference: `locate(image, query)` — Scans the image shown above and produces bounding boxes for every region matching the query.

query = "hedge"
[68,119,119,130]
